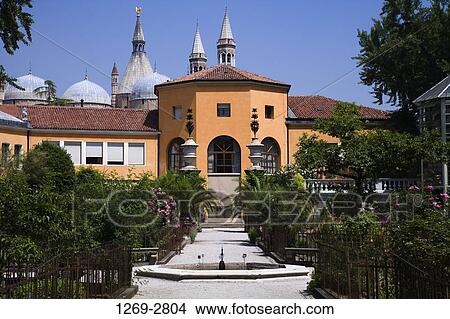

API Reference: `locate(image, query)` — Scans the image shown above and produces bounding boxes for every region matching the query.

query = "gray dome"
[63,78,111,106]
[131,72,170,100]
[4,73,47,101]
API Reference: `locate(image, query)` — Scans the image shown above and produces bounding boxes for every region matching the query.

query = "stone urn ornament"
[246,108,265,171]
[181,108,200,172]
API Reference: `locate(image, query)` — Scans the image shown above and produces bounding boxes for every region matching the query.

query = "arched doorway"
[167,137,184,170]
[207,136,241,173]
[261,137,281,174]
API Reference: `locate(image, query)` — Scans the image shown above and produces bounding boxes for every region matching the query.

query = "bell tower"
[217,7,236,66]
[111,62,119,107]
[189,23,207,74]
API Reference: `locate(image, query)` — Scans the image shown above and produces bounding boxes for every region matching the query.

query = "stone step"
[201,222,244,229]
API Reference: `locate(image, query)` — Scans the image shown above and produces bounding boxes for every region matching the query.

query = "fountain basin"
[134,263,310,281]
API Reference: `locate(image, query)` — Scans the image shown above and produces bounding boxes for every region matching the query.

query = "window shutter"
[107,143,124,162]
[86,142,103,157]
[128,143,144,165]
[64,142,81,164]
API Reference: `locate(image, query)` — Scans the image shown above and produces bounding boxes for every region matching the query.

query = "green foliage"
[239,169,314,224]
[0,0,34,87]
[315,102,363,139]
[389,208,449,268]
[22,142,75,193]
[247,227,258,244]
[33,79,58,103]
[354,0,450,121]
[190,228,197,243]
[294,101,450,194]
[293,134,332,178]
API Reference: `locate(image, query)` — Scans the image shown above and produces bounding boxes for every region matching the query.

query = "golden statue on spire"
[135,6,142,17]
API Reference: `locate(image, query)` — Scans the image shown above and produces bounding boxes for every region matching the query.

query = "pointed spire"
[191,22,206,55]
[154,60,157,72]
[111,62,119,75]
[219,7,234,40]
[133,7,145,42]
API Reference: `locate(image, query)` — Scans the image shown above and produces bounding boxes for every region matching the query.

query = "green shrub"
[190,228,198,243]
[22,142,75,193]
[248,227,258,244]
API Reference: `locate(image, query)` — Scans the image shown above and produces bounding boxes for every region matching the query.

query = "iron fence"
[0,243,131,299]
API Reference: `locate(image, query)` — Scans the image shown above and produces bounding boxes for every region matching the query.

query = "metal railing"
[0,243,131,299]
[306,178,420,194]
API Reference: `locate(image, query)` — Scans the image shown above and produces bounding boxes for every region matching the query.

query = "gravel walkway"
[168,228,276,265]
[133,227,313,299]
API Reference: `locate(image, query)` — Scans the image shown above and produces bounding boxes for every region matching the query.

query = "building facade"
[0,7,389,193]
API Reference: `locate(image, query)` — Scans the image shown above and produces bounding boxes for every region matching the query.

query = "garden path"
[133,228,313,299]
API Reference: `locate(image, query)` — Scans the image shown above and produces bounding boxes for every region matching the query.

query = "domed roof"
[4,72,47,101]
[131,72,170,100]
[63,77,111,106]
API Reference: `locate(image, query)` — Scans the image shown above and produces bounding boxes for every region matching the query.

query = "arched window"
[227,53,231,63]
[207,136,241,173]
[167,138,185,170]
[199,66,203,71]
[221,53,226,63]
[194,66,198,72]
[261,137,280,174]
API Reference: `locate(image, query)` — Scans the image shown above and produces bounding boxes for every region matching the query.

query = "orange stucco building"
[0,67,387,193]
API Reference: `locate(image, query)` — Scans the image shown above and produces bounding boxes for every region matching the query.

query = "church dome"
[63,77,111,106]
[131,72,170,100]
[4,72,47,102]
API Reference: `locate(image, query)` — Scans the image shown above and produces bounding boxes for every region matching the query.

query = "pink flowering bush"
[147,188,178,225]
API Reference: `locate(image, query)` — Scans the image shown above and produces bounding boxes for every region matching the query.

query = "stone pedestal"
[246,138,265,171]
[181,137,199,172]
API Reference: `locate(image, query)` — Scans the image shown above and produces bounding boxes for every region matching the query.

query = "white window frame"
[128,142,146,166]
[63,141,82,165]
[85,142,104,166]
[107,142,125,166]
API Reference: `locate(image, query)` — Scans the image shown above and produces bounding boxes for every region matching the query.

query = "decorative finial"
[28,61,32,74]
[250,108,259,139]
[154,60,157,72]
[185,108,194,137]
[84,68,88,80]
[136,6,142,17]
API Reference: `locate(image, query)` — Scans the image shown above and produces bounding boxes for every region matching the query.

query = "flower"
[408,185,420,191]
[424,185,433,191]
[439,193,449,199]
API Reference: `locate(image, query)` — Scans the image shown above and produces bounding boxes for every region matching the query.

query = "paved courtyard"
[133,228,313,299]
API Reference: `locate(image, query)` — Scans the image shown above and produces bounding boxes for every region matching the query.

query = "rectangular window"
[128,143,145,165]
[265,105,274,119]
[107,142,124,165]
[64,141,82,165]
[217,103,231,117]
[173,106,182,120]
[1,143,10,166]
[13,144,22,162]
[86,142,103,165]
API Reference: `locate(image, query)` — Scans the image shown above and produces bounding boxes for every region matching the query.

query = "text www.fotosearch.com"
[195,303,335,316]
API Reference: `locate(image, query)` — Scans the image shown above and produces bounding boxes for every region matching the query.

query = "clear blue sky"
[0,0,391,110]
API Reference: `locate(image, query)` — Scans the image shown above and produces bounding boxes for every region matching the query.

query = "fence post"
[346,249,352,298]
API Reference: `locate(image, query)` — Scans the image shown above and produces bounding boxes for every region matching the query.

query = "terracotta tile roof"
[288,95,389,120]
[158,64,289,87]
[0,105,158,132]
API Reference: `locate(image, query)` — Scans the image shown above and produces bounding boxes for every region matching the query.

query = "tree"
[354,0,450,129]
[33,80,74,105]
[0,0,34,87]
[34,80,56,102]
[294,102,450,194]
[314,102,363,139]
[22,142,75,193]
